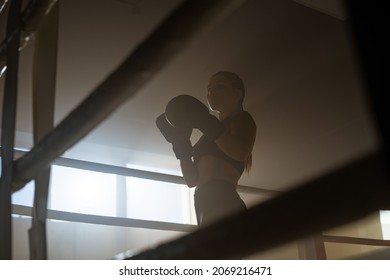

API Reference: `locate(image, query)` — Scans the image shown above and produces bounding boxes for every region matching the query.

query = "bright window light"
[380,210,390,240]
[125,163,196,225]
[126,176,194,224]
[11,181,35,207]
[49,166,117,216]
[3,156,34,207]
[7,157,196,225]
[380,211,390,224]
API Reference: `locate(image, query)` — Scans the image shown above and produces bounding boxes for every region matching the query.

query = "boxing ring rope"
[321,235,390,247]
[13,146,389,259]
[7,150,390,260]
[7,148,278,196]
[120,151,390,259]
[1,0,60,260]
[1,0,389,260]
[309,235,390,260]
[119,1,390,259]
[12,204,198,233]
[0,0,247,259]
[11,0,246,193]
[297,234,390,260]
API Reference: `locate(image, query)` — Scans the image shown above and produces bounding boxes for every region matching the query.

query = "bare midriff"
[197,155,241,187]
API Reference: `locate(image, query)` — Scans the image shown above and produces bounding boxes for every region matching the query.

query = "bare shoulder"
[227,110,257,142]
[230,111,256,130]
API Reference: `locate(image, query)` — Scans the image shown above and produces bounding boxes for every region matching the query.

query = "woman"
[157,71,256,226]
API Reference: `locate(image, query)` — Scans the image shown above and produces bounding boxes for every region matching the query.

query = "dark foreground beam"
[28,1,59,260]
[0,0,22,260]
[347,1,389,165]
[12,0,245,192]
[124,151,390,259]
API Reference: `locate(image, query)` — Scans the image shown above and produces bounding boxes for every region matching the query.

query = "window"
[9,162,196,225]
[49,166,117,217]
[380,210,390,240]
[11,181,35,207]
[126,176,195,224]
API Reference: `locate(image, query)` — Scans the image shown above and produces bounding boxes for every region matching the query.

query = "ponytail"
[245,153,252,173]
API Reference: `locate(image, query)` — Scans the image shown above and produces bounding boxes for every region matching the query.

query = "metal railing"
[1,0,389,260]
[121,151,390,259]
[0,0,248,259]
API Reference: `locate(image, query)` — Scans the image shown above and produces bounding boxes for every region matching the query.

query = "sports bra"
[192,111,248,175]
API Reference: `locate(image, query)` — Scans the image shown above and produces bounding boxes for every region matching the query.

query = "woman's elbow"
[184,177,198,188]
[186,182,197,188]
[182,172,199,188]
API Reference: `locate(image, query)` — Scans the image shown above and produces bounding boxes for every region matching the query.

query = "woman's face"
[207,74,241,112]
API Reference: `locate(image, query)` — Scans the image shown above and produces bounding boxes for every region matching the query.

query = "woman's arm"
[215,112,256,161]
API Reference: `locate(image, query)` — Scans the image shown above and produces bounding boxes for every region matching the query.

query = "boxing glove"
[156,113,193,160]
[165,95,225,141]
